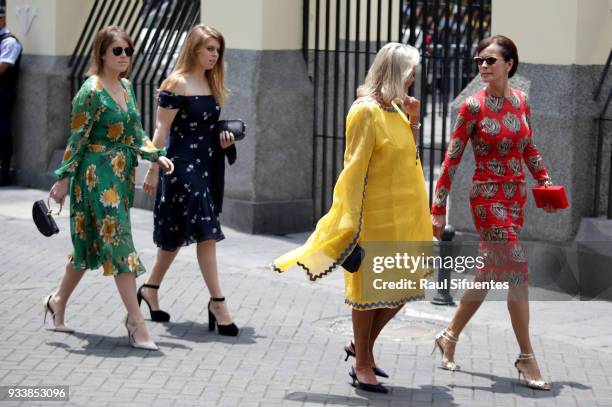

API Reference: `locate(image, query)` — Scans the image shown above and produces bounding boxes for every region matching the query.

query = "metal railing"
[303,0,491,221]
[592,49,612,218]
[69,0,200,135]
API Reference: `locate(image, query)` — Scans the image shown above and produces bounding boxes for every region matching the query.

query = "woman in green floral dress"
[46,26,174,350]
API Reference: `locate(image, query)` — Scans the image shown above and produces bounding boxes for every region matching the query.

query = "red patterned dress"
[431,88,550,284]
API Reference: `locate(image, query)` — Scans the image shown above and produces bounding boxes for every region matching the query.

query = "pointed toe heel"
[349,366,389,394]
[125,316,159,351]
[372,367,389,378]
[43,294,74,333]
[343,340,389,378]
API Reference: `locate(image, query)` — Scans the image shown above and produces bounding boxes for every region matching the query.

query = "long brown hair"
[86,26,134,78]
[160,24,228,106]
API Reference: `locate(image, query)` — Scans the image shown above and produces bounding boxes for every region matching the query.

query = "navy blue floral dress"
[153,91,231,250]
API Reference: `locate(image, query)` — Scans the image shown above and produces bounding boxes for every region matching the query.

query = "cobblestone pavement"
[1,187,611,406]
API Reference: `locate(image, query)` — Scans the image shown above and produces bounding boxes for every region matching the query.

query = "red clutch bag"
[531,185,569,209]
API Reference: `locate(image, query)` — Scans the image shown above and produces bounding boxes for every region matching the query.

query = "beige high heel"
[432,329,460,371]
[125,316,159,351]
[43,294,74,333]
[514,353,551,391]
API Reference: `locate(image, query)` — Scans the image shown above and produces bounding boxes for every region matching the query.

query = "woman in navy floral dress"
[153,89,227,248]
[139,25,239,336]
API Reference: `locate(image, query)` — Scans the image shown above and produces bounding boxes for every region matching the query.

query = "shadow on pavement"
[44,331,190,357]
[285,384,458,405]
[453,369,590,398]
[159,322,262,345]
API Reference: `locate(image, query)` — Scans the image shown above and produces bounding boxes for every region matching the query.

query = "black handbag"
[342,243,364,273]
[215,119,246,141]
[32,199,61,237]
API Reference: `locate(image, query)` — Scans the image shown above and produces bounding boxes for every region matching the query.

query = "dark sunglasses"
[474,56,498,66]
[112,46,134,57]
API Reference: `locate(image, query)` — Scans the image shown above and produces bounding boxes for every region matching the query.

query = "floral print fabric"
[153,91,225,250]
[54,76,166,276]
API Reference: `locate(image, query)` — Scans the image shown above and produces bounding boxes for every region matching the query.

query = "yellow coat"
[273,97,433,309]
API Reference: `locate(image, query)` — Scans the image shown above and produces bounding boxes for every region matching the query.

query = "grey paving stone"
[1,187,612,406]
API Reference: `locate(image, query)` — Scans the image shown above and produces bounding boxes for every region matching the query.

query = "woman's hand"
[49,178,70,205]
[220,131,236,149]
[402,95,421,122]
[538,180,560,213]
[143,166,159,196]
[542,204,559,213]
[431,214,446,240]
[157,156,174,175]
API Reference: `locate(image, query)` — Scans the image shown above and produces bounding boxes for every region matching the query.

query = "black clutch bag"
[342,243,364,273]
[32,199,61,237]
[215,119,246,141]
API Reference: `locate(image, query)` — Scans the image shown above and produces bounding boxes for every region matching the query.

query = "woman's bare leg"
[115,272,154,344]
[351,309,378,385]
[141,248,180,310]
[440,288,489,362]
[368,306,403,367]
[48,261,86,326]
[507,282,546,381]
[196,240,233,325]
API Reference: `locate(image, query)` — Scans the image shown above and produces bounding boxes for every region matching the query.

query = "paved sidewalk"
[0,187,611,406]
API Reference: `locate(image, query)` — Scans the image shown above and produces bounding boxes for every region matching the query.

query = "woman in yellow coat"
[273,43,432,393]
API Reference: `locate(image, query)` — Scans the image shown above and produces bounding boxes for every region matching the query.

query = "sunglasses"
[111,46,134,57]
[473,56,498,66]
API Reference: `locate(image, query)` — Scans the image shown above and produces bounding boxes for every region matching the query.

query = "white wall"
[492,0,612,65]
[201,0,303,50]
[7,0,95,56]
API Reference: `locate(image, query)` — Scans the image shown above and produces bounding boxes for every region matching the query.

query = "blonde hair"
[160,24,228,106]
[357,42,420,106]
[86,26,134,78]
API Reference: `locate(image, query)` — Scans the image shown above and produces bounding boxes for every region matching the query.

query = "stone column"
[448,0,612,242]
[201,0,313,234]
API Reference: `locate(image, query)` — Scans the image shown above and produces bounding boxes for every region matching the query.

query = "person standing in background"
[0,3,23,186]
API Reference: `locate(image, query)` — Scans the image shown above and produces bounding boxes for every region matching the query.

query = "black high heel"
[208,297,239,336]
[344,340,389,378]
[137,284,170,322]
[349,366,388,394]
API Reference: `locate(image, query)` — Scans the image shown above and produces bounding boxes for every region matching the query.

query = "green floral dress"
[54,76,166,276]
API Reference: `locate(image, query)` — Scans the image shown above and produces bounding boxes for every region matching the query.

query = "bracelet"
[410,122,421,130]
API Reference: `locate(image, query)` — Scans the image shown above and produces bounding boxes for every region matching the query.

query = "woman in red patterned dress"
[430,36,561,390]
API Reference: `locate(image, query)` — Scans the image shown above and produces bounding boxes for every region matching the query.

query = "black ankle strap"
[142,284,160,289]
[210,297,226,302]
